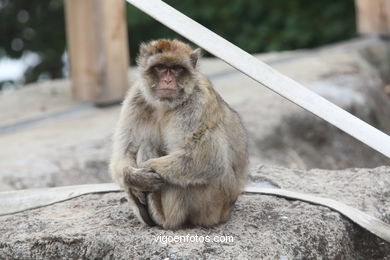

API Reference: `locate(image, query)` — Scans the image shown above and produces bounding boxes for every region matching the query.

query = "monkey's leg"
[188,169,240,227]
[159,187,189,230]
[185,185,226,227]
[123,167,164,226]
[128,188,156,226]
[112,157,162,226]
[132,141,166,226]
[146,191,166,226]
[110,157,151,225]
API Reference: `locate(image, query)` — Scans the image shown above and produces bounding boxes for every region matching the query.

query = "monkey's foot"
[128,189,156,226]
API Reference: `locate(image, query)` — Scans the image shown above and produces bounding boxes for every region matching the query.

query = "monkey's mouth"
[155,88,178,98]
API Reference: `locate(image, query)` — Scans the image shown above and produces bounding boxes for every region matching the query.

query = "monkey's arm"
[141,133,227,187]
[110,93,164,191]
[109,98,138,187]
[111,139,164,192]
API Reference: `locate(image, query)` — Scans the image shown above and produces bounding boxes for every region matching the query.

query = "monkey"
[109,39,248,230]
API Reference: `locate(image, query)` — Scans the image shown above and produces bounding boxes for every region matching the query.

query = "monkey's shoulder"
[196,75,238,116]
[196,75,214,94]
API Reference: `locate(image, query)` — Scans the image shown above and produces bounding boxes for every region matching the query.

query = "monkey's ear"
[137,42,153,66]
[190,48,201,68]
[139,43,151,57]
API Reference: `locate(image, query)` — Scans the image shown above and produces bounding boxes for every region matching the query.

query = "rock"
[0,106,116,191]
[0,166,389,259]
[212,38,390,169]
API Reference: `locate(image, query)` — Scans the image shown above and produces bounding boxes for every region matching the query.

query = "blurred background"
[0,2,389,257]
[0,0,356,90]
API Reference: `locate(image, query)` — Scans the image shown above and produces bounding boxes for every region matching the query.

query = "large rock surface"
[0,166,389,259]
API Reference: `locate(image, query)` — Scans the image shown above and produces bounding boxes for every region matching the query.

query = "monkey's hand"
[123,166,165,192]
[141,152,221,187]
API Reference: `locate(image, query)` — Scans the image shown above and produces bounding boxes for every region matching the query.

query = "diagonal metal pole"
[126,0,390,158]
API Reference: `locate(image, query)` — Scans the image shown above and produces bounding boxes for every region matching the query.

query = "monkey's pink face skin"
[151,64,186,99]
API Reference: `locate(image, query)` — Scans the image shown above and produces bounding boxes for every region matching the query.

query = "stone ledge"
[0,166,389,259]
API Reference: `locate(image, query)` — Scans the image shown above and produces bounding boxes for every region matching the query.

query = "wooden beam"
[64,0,129,105]
[355,0,390,35]
[126,0,390,158]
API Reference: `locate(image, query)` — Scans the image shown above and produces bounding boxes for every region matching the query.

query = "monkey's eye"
[153,64,167,71]
[171,65,185,73]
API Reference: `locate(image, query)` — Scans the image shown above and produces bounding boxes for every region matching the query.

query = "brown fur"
[144,39,193,55]
[110,39,248,229]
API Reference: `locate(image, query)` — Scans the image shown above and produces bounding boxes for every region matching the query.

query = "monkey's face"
[148,62,191,100]
[137,39,201,105]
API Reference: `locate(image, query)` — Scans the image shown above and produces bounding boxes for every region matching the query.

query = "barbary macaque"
[110,39,248,229]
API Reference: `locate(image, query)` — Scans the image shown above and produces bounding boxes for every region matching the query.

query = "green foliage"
[126,0,356,60]
[0,0,356,88]
[0,0,66,88]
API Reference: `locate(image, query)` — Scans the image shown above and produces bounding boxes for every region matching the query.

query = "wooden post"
[64,0,129,105]
[355,0,390,35]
